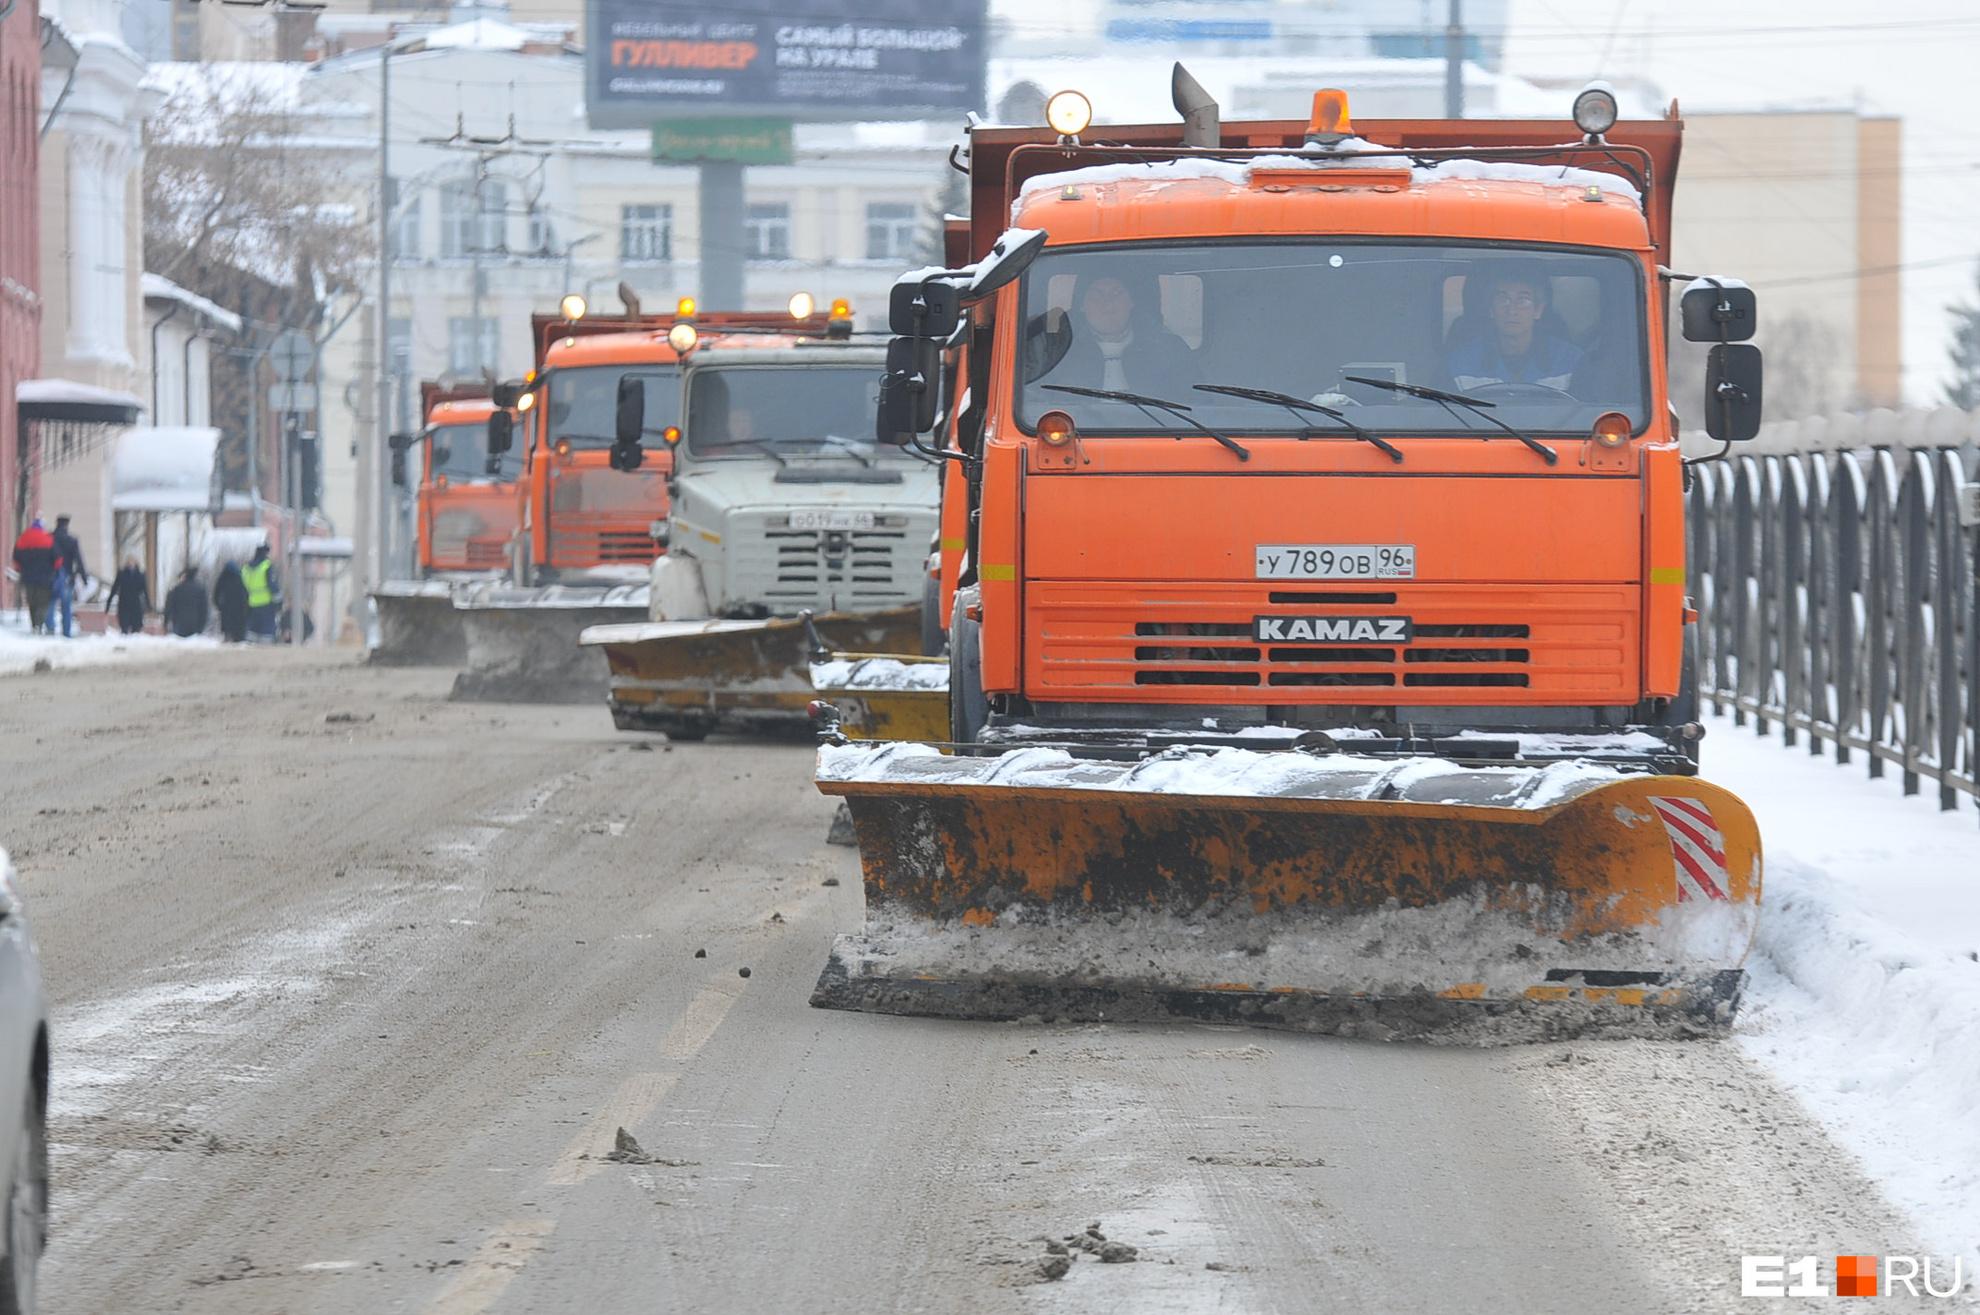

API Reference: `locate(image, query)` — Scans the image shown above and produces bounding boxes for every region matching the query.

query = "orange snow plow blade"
[812,746,1761,1043]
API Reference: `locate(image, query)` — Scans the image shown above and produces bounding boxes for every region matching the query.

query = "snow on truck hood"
[1013,141,1641,225]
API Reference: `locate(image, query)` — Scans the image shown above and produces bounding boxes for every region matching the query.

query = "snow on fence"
[1689,408,1980,824]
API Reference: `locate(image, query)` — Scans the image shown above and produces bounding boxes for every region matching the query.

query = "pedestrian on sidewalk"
[242,544,279,643]
[164,566,209,638]
[50,514,89,639]
[104,558,151,636]
[10,517,55,633]
[213,561,248,643]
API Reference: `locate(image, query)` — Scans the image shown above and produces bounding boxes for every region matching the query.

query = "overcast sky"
[991,0,1979,404]
[1501,0,1979,405]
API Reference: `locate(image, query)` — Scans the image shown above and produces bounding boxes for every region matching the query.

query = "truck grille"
[726,512,937,612]
[549,526,656,566]
[1027,583,1638,705]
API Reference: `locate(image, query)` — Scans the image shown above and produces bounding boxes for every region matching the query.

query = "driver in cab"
[1445,265,1582,392]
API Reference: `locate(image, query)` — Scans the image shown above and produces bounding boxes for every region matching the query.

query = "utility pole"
[1444,0,1465,120]
[366,36,426,613]
[699,161,744,310]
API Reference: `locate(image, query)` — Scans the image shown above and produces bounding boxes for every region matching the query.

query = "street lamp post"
[364,35,427,620]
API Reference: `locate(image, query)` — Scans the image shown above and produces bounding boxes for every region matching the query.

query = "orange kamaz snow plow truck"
[812,70,1769,1043]
[451,299,835,701]
[373,385,513,665]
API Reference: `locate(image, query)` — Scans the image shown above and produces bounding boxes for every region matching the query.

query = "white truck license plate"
[1255,544,1416,580]
[790,510,875,531]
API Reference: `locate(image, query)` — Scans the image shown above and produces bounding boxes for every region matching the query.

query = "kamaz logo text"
[1252,615,1413,644]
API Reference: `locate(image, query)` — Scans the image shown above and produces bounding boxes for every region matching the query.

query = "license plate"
[1253,615,1413,644]
[790,510,875,531]
[1255,544,1415,579]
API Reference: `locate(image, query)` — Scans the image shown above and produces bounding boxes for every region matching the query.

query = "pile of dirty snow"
[809,657,950,692]
[0,612,222,677]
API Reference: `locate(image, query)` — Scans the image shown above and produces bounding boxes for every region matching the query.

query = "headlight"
[1046,89,1092,137]
[1573,83,1619,138]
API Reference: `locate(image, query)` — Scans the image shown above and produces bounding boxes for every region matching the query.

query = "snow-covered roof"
[17,378,142,409]
[144,60,311,112]
[141,273,243,333]
[421,18,530,51]
[112,427,223,513]
[296,536,354,558]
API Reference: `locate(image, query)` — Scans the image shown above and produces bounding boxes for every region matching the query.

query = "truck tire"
[1636,626,1701,766]
[948,590,987,744]
[0,1074,46,1315]
[920,571,947,657]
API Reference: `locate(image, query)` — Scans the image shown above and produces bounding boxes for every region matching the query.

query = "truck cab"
[891,82,1762,755]
[635,334,940,622]
[417,394,518,576]
[506,328,681,585]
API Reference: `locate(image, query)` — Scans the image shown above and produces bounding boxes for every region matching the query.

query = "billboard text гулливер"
[587,0,988,127]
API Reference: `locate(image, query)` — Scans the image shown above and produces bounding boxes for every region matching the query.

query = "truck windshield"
[1018,241,1649,437]
[686,366,890,458]
[427,421,517,482]
[544,365,679,450]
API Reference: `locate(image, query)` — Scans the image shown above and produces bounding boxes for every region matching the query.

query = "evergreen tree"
[1944,262,1980,409]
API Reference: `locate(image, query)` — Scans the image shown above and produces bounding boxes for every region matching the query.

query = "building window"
[527,203,556,257]
[439,179,508,259]
[865,202,919,261]
[620,204,672,262]
[389,180,421,259]
[448,316,499,376]
[745,202,791,261]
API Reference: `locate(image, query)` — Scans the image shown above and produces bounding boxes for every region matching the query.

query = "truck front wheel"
[948,589,987,744]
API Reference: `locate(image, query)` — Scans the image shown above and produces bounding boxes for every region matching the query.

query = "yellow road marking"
[546,980,746,1185]
[424,1218,555,1315]
[547,1072,679,1186]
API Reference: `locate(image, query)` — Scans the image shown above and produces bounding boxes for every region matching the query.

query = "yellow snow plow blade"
[808,655,949,742]
[812,744,1762,1043]
[582,606,920,739]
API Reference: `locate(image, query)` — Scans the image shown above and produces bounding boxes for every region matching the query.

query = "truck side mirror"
[487,410,514,456]
[876,338,939,444]
[1704,344,1763,443]
[491,381,524,408]
[612,375,646,470]
[615,375,645,447]
[387,431,416,488]
[967,227,1047,300]
[1681,281,1757,343]
[888,278,963,338]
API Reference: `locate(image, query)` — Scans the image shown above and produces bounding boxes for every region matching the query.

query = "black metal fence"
[1689,426,1979,824]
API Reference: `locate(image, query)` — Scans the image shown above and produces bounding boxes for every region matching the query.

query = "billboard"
[586,0,988,128]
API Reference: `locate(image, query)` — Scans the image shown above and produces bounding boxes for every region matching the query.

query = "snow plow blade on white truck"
[812,740,1761,1044]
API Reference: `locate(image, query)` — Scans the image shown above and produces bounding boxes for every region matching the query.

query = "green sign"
[651,118,794,165]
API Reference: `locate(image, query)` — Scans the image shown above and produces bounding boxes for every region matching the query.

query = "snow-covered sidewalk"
[0,609,224,676]
[1707,716,1980,1268]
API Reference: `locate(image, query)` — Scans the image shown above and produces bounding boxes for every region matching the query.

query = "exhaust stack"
[1172,63,1220,147]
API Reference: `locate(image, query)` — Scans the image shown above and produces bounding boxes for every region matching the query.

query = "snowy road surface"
[1,651,1964,1313]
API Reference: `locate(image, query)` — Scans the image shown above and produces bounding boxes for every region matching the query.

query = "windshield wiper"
[1342,376,1558,465]
[722,439,788,467]
[809,434,876,467]
[1191,384,1403,463]
[1041,385,1251,462]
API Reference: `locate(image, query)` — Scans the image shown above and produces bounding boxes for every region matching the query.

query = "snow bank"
[0,613,223,677]
[1707,719,1980,1268]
